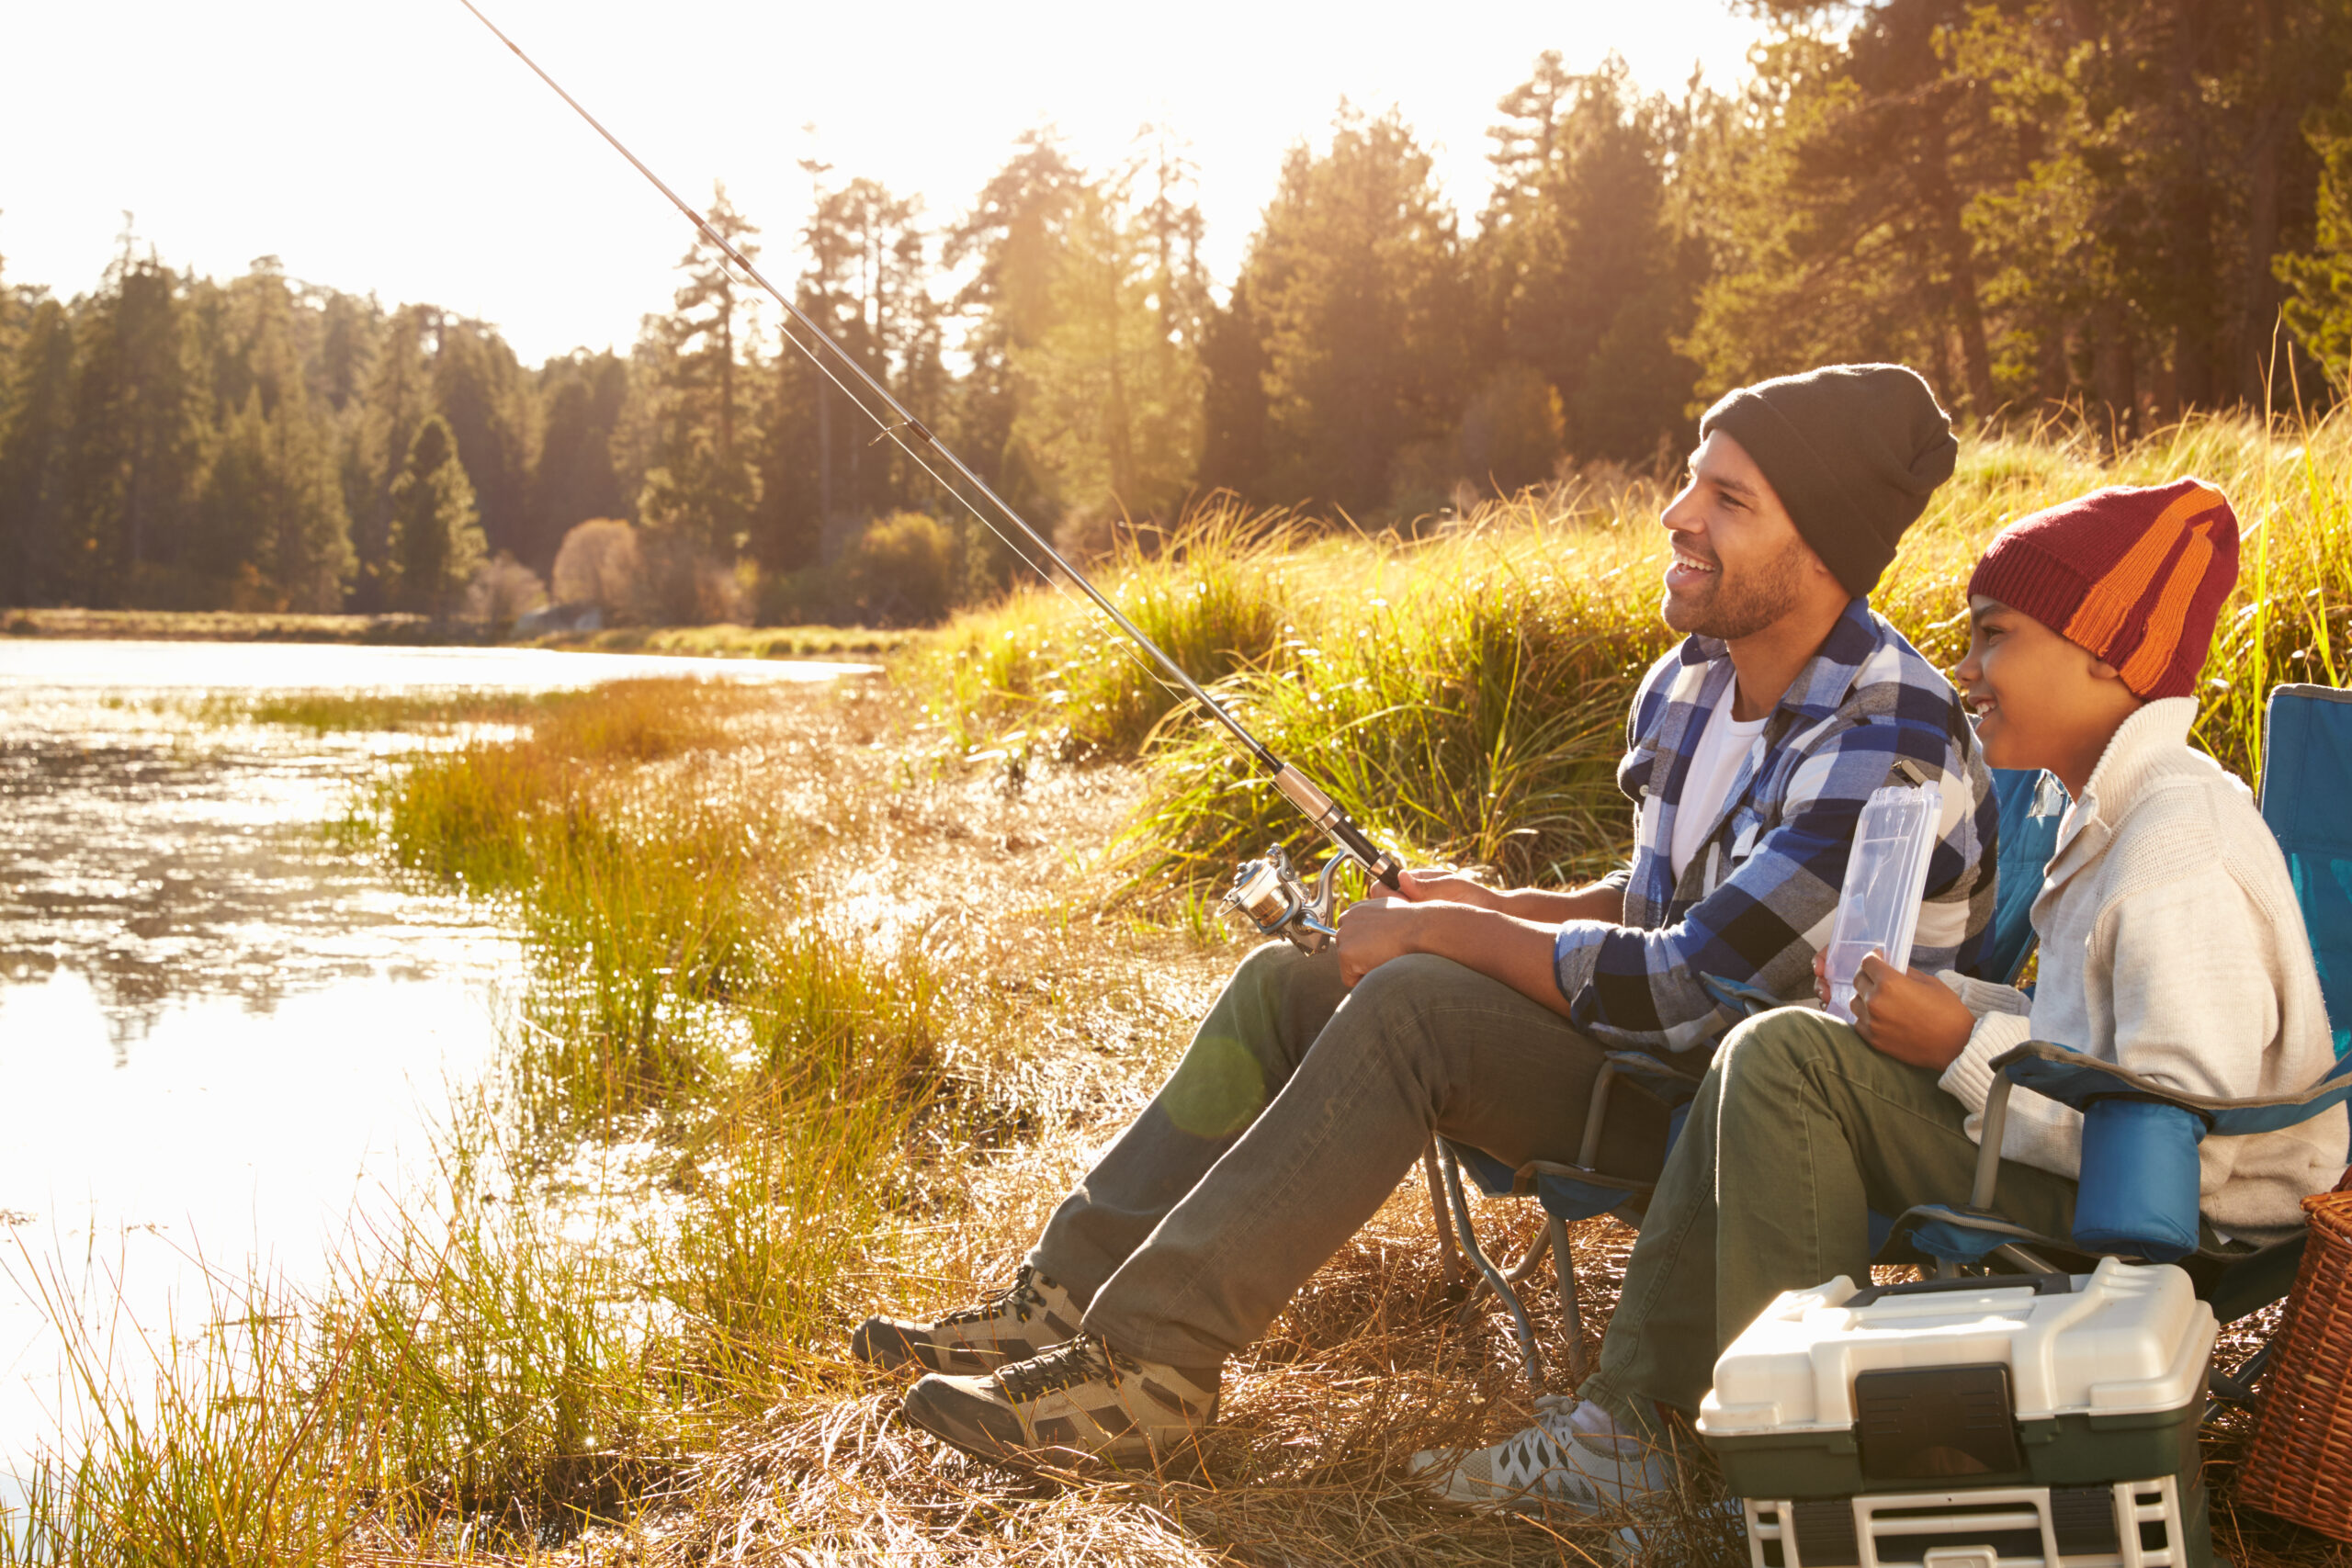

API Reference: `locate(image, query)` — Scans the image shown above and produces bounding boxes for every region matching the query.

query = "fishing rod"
[459,0,1402,950]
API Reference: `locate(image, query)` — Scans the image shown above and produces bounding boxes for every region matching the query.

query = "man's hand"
[1814,949,1975,1070]
[1330,895,1578,1017]
[1334,896,1424,988]
[1388,867,1495,909]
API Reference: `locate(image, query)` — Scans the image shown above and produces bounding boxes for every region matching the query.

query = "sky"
[0,1,1767,367]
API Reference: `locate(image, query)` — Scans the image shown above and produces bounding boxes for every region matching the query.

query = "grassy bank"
[931,412,2350,895]
[519,623,918,660]
[8,414,2349,1566]
[3,606,465,645]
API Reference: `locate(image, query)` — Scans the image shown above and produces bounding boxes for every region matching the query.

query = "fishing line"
[458,0,1403,909]
[459,0,1224,750]
[762,310,1166,710]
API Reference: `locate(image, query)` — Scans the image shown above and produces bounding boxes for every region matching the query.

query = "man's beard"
[1661,535,1811,640]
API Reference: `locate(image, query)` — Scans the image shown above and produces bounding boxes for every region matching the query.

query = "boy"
[1421,476,2346,1514]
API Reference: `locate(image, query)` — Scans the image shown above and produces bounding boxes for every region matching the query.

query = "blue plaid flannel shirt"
[1555,599,1997,1057]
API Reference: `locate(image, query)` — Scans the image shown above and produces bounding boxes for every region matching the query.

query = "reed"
[185,688,569,733]
[929,505,1295,759]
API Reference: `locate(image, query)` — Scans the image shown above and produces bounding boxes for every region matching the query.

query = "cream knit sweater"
[1936,697,2346,1240]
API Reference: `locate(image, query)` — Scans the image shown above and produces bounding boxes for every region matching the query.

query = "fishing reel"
[1220,843,1365,953]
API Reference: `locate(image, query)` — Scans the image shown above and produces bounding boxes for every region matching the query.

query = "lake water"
[0,639,865,1490]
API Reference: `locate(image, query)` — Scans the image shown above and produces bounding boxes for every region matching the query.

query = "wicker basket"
[2236,1185,2352,1540]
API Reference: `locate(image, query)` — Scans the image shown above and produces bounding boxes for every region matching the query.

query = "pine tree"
[795,173,932,522]
[943,133,1085,589]
[529,350,628,571]
[0,298,74,604]
[638,183,763,573]
[350,305,435,608]
[1476,51,1702,470]
[188,259,352,608]
[385,414,482,615]
[1197,276,1272,499]
[1239,105,1468,514]
[432,317,536,560]
[1679,7,2002,417]
[752,168,944,586]
[314,290,379,415]
[1697,0,2352,427]
[62,230,207,606]
[196,388,352,610]
[1010,162,1205,531]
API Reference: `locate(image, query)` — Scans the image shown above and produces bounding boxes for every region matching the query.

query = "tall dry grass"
[924,412,2351,897]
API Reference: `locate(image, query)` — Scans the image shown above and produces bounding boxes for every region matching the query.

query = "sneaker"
[1412,1395,1680,1515]
[850,1264,1081,1374]
[901,1333,1219,1472]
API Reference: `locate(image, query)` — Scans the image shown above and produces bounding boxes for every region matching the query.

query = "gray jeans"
[1030,942,1671,1368]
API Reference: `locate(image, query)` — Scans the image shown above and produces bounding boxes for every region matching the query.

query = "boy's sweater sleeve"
[1933,972,2033,1117]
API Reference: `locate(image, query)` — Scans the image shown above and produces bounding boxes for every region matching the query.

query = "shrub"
[837,512,956,626]
[550,519,645,619]
[463,553,549,632]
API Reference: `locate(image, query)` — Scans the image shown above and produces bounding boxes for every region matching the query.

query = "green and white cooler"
[1698,1258,2214,1568]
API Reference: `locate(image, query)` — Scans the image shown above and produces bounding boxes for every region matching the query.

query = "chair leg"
[1422,1142,1466,1288]
[1550,1213,1587,1385]
[1457,1211,1551,1307]
[1438,1142,1544,1399]
[1504,1223,1553,1284]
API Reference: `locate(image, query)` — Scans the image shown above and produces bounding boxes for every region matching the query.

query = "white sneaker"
[1411,1396,1680,1515]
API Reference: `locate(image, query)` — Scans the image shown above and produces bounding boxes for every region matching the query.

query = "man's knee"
[1344,952,1491,1017]
[1230,938,1306,995]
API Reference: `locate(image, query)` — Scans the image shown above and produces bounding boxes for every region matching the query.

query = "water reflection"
[1,716,497,1055]
[0,638,861,1488]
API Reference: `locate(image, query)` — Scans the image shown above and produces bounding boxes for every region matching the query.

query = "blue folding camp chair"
[1431,764,2071,1393]
[1883,683,2352,1408]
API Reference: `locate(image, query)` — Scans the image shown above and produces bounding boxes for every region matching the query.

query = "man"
[1419,476,2343,1514]
[856,364,1999,1472]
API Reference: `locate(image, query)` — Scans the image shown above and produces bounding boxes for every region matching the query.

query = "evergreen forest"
[5,0,2351,626]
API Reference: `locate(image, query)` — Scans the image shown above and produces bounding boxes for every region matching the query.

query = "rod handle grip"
[1272,765,1402,889]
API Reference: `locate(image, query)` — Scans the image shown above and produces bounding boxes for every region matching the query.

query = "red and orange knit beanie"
[1968,478,2240,700]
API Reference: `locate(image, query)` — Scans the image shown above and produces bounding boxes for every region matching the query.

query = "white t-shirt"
[1669,683,1770,884]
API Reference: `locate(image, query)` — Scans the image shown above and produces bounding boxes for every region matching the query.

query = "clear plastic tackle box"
[1698,1258,2215,1568]
[1822,781,1944,1024]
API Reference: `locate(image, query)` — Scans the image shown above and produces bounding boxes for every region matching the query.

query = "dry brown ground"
[534,677,2343,1568]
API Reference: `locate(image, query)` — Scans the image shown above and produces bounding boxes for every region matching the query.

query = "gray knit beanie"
[1698,364,1958,598]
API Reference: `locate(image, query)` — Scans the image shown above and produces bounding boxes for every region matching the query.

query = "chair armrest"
[1975,1043,2352,1265]
[1992,1040,2352,1136]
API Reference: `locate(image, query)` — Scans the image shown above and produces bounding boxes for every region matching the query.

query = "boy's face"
[1658,431,1825,639]
[1955,596,2139,775]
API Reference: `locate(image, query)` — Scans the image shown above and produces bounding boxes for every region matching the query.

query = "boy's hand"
[1848,953,1976,1070]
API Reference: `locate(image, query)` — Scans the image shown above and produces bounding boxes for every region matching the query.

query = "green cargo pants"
[1577,1005,2084,1437]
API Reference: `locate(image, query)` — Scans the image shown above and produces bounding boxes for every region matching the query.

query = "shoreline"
[0,606,921,661]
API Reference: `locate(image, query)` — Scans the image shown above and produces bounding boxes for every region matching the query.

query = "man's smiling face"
[1657,430,1817,640]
